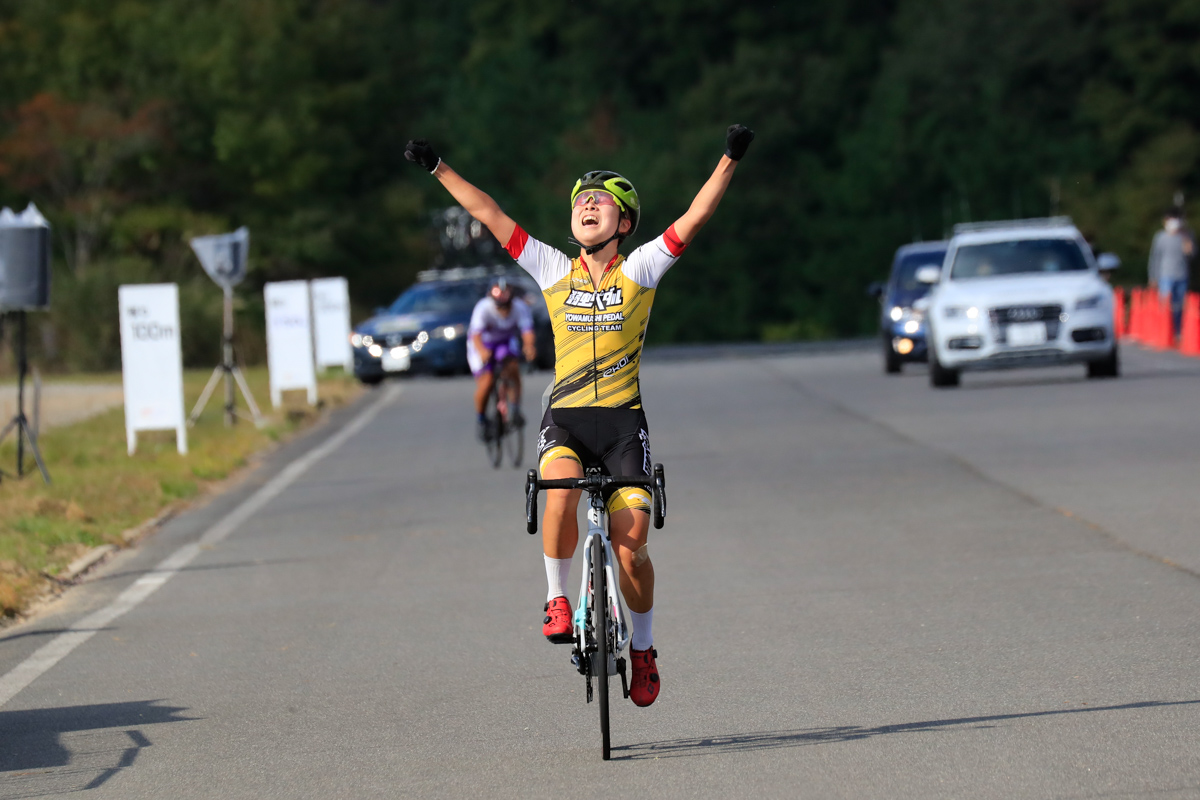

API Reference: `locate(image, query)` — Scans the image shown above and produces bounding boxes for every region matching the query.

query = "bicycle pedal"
[617,657,630,699]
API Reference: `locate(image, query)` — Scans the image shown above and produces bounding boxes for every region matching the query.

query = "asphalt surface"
[2,343,1200,798]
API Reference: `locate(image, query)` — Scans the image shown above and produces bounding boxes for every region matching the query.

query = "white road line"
[0,384,402,708]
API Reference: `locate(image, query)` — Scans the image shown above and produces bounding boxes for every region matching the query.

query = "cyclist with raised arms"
[405,125,754,707]
[468,277,537,440]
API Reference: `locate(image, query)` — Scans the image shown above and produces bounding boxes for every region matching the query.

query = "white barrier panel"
[264,280,317,408]
[119,283,187,455]
[311,277,352,371]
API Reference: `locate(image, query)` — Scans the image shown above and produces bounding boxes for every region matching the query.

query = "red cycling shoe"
[542,596,573,644]
[629,647,660,707]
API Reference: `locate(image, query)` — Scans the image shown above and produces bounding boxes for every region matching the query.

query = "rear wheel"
[1087,345,1119,379]
[591,536,610,761]
[929,345,960,388]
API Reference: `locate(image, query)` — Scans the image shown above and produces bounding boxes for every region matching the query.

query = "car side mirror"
[915,265,941,284]
[1097,253,1120,271]
[866,281,884,298]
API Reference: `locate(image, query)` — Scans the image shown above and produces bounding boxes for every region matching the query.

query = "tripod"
[188,286,263,427]
[0,311,51,483]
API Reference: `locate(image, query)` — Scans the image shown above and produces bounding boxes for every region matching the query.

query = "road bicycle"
[482,363,524,468]
[525,463,666,761]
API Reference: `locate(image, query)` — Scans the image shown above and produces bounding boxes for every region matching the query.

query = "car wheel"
[359,375,383,386]
[929,347,960,388]
[884,345,902,375]
[1087,345,1119,379]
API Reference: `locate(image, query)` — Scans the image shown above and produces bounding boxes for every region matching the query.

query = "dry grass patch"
[0,366,362,619]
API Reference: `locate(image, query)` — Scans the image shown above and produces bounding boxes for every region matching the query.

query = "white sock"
[630,608,654,651]
[544,556,571,602]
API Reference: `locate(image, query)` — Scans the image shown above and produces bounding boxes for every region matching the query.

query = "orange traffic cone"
[1113,287,1127,338]
[1154,292,1174,349]
[1180,293,1200,356]
[1128,288,1145,343]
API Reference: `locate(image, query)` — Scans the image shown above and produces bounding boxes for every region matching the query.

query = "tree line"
[0,0,1194,370]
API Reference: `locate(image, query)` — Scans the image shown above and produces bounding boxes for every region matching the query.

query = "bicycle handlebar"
[525,464,666,535]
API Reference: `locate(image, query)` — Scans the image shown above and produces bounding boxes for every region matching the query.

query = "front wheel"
[483,391,503,468]
[591,536,611,761]
[929,345,960,388]
[1087,345,1119,379]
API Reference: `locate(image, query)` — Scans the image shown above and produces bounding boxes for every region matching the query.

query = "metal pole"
[223,286,235,427]
[16,312,26,477]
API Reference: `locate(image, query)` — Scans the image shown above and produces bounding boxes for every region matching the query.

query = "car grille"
[382,333,417,348]
[990,304,1062,343]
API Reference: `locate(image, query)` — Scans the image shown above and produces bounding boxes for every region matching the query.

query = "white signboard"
[264,280,317,408]
[310,277,352,371]
[119,283,187,455]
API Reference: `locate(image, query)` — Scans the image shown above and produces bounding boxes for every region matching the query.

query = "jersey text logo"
[565,287,623,311]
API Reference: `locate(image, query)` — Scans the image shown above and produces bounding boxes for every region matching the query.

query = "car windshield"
[892,251,945,306]
[950,239,1088,280]
[388,282,485,314]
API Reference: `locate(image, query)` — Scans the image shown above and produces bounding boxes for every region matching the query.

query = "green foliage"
[0,0,1197,362]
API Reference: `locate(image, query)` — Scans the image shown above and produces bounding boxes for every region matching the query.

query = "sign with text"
[310,277,352,371]
[119,283,187,455]
[264,280,317,408]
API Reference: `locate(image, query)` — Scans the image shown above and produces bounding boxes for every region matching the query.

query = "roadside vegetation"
[0,367,362,619]
[0,0,1195,369]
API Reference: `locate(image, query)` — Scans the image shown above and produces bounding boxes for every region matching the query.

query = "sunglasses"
[573,190,620,209]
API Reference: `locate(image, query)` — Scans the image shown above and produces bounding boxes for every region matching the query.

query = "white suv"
[922,217,1120,388]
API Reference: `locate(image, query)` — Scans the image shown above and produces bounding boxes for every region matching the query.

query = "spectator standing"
[1148,208,1193,338]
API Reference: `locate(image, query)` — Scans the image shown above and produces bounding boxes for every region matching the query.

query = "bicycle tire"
[484,390,503,468]
[505,418,524,467]
[591,535,611,760]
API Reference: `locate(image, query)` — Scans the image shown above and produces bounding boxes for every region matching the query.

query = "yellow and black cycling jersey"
[504,224,687,409]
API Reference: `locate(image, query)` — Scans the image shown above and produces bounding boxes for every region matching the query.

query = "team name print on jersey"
[565,287,623,311]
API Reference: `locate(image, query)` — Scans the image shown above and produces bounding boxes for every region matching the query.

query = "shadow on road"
[611,699,1200,761]
[0,699,194,795]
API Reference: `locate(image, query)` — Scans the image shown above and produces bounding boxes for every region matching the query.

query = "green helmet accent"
[570,170,641,239]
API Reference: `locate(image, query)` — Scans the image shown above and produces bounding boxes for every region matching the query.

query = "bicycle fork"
[571,497,633,701]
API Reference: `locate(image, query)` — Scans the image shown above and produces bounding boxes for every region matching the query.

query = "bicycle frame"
[575,493,631,668]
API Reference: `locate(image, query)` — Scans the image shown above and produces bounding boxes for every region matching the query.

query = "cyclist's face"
[571,191,629,246]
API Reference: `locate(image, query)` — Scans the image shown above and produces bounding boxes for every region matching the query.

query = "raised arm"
[671,125,755,245]
[405,139,516,246]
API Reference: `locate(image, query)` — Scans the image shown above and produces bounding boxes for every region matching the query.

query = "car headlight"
[416,330,430,344]
[367,344,383,357]
[350,333,364,348]
[1075,293,1105,311]
[890,307,924,324]
[440,323,467,340]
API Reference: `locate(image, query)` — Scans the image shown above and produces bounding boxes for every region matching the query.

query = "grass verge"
[0,366,363,619]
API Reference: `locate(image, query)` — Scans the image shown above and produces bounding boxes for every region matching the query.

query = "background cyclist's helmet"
[489,277,514,307]
[571,170,641,239]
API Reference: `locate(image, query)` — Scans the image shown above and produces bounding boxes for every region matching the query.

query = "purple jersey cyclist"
[469,278,537,438]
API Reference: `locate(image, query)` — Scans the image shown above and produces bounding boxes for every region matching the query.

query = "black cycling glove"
[404,139,441,173]
[725,124,755,161]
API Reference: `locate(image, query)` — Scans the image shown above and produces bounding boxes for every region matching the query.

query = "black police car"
[868,241,948,374]
[352,267,552,384]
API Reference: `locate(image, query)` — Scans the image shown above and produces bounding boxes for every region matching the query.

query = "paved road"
[2,344,1200,798]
